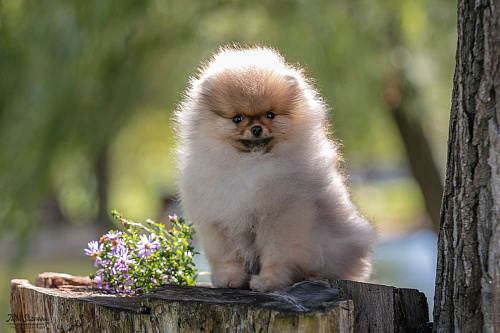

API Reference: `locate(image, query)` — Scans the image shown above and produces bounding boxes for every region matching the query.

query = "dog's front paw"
[250,273,291,292]
[211,263,249,289]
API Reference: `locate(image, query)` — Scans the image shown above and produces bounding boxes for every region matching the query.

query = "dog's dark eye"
[232,115,243,123]
[266,111,275,119]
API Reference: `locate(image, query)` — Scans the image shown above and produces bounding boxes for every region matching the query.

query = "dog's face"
[197,69,303,153]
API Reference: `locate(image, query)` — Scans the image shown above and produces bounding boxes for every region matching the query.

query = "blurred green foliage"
[0,0,456,238]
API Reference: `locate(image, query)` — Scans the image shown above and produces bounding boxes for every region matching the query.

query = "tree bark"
[433,0,500,332]
[10,272,430,333]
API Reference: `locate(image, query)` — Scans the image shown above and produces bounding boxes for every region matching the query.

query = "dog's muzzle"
[239,137,273,149]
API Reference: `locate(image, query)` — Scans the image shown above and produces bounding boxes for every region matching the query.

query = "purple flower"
[137,234,160,258]
[85,241,103,258]
[106,281,116,293]
[85,241,104,266]
[94,275,104,288]
[107,264,118,276]
[110,238,126,254]
[115,248,132,271]
[99,258,112,267]
[168,214,178,222]
[105,230,122,241]
[105,231,126,254]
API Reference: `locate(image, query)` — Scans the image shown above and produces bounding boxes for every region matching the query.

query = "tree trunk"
[433,0,500,332]
[389,101,444,233]
[10,272,430,333]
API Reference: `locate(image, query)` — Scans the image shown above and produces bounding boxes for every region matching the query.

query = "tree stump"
[10,273,430,332]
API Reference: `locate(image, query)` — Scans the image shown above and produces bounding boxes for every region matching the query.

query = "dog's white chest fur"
[180,148,289,232]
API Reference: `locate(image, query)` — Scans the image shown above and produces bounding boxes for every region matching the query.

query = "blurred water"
[373,230,438,318]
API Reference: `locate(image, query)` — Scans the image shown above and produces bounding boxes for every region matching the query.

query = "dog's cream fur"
[176,46,376,292]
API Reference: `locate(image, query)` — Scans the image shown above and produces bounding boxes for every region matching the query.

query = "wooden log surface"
[10,272,430,333]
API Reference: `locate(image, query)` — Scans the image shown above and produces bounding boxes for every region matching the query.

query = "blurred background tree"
[0,0,456,325]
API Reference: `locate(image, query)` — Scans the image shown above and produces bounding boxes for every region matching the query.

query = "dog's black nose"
[251,126,263,137]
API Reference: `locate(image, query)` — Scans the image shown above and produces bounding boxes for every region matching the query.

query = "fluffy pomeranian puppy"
[176,46,376,292]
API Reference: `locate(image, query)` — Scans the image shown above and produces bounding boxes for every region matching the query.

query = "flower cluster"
[85,210,197,294]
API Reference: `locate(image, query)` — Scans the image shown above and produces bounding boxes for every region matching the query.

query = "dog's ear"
[283,74,299,89]
[198,75,218,110]
[281,73,303,108]
[200,76,215,96]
